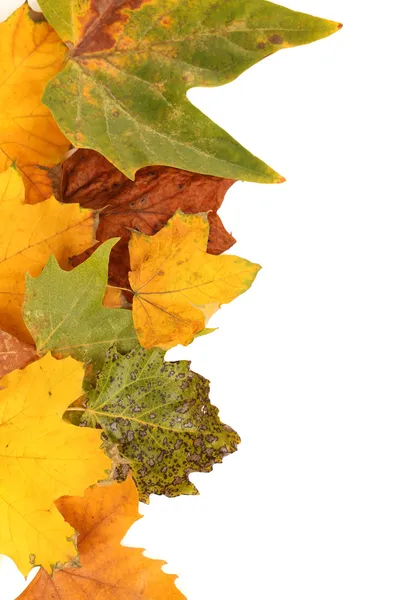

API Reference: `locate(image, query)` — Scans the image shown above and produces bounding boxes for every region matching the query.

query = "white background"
[1,0,400,598]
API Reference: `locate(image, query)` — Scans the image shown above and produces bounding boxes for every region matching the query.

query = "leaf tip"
[325,19,343,37]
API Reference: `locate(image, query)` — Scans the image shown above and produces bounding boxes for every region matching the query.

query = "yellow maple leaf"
[0,4,70,203]
[128,211,261,349]
[0,353,110,576]
[0,167,96,342]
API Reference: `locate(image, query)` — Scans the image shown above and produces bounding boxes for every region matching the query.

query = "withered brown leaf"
[59,150,236,288]
[0,330,37,380]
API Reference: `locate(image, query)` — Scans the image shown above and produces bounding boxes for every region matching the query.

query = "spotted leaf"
[75,346,240,502]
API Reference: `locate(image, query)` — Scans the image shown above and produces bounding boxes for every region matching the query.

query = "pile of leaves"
[0,1,341,597]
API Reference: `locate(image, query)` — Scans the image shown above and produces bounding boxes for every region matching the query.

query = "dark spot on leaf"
[28,9,46,23]
[269,34,284,45]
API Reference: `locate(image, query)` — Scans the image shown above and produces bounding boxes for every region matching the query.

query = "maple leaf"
[73,345,240,501]
[17,478,185,600]
[60,149,236,288]
[38,0,340,183]
[0,167,96,343]
[128,211,261,349]
[0,354,110,576]
[0,330,37,380]
[0,4,70,203]
[23,239,136,374]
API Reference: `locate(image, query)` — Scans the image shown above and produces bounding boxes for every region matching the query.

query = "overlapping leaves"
[0,354,110,575]
[0,167,95,342]
[0,0,341,591]
[38,0,340,182]
[18,479,184,600]
[24,242,240,500]
[60,149,236,288]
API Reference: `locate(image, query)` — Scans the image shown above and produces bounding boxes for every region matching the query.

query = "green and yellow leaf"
[38,0,340,183]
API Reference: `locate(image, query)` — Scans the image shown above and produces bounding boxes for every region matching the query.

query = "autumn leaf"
[60,149,236,288]
[0,354,110,576]
[0,4,70,203]
[23,239,136,375]
[0,167,96,342]
[38,0,340,183]
[18,478,185,600]
[72,345,240,501]
[128,211,260,349]
[0,330,37,380]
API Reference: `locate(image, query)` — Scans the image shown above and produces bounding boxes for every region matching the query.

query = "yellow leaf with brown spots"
[129,211,261,349]
[0,167,96,342]
[0,4,70,203]
[0,353,111,576]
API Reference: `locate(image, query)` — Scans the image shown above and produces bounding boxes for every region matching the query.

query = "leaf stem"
[106,284,134,295]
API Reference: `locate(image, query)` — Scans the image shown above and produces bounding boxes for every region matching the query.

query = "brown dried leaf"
[60,149,235,288]
[0,330,37,380]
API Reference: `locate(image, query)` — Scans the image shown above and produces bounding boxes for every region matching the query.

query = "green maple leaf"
[23,239,136,373]
[78,346,240,501]
[38,0,340,183]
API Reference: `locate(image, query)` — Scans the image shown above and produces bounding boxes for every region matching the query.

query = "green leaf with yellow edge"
[0,353,110,576]
[75,345,240,502]
[0,3,70,203]
[129,210,261,349]
[23,239,136,375]
[38,0,341,183]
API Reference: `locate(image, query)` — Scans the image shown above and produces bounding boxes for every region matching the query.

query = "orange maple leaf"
[18,478,185,599]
